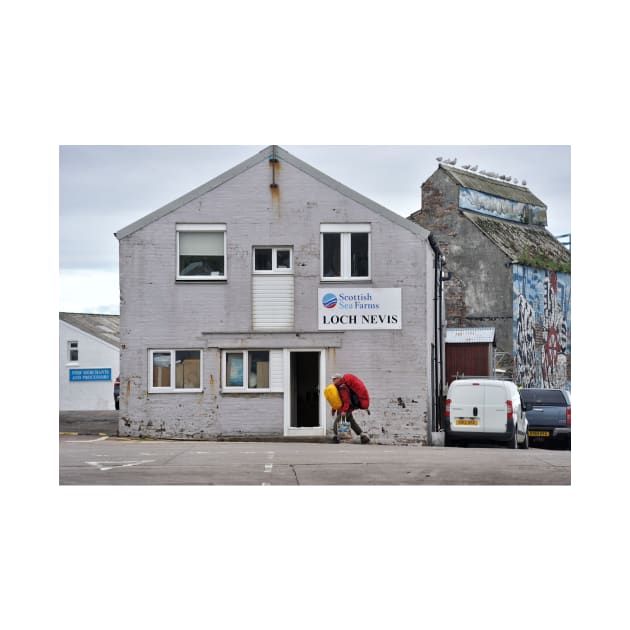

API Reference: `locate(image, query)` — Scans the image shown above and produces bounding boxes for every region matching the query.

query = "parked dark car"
[520,388,570,449]
[114,375,120,410]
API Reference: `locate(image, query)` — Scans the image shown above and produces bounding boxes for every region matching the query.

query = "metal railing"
[555,233,571,252]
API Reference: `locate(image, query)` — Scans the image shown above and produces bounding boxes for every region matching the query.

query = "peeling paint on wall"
[513,266,571,389]
[460,188,547,225]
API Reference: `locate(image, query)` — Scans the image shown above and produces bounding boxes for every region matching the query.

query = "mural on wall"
[460,188,547,225]
[513,266,571,389]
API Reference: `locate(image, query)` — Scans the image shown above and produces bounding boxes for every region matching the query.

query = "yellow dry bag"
[324,384,342,410]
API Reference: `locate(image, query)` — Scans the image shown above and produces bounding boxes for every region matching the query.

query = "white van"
[445,379,529,448]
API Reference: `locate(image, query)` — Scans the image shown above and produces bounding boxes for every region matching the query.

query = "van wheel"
[518,432,529,450]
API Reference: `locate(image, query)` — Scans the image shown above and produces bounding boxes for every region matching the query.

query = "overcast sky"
[59,144,570,314]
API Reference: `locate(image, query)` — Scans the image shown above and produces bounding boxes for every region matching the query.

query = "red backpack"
[342,373,370,410]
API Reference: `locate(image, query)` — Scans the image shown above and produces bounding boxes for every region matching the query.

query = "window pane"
[276,249,291,269]
[179,232,224,276]
[323,233,341,277]
[255,248,273,271]
[68,341,79,362]
[153,352,171,387]
[175,350,201,389]
[226,352,244,387]
[351,233,369,277]
[248,351,270,389]
[179,255,225,276]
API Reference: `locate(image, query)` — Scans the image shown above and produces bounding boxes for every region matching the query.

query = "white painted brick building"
[59,313,120,410]
[115,146,442,443]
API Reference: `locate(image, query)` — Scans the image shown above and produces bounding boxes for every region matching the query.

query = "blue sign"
[69,368,112,382]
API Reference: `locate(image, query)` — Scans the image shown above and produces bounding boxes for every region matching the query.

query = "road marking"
[264,464,273,473]
[86,460,155,471]
[68,436,109,443]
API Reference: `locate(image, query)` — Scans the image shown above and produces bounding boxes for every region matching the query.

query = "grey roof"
[115,145,429,240]
[464,211,570,267]
[439,163,546,208]
[446,327,496,344]
[59,312,120,347]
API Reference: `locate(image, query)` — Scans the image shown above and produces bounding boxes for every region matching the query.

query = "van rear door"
[449,382,485,434]
[483,382,508,433]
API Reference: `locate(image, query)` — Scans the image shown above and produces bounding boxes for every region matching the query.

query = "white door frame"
[283,349,327,437]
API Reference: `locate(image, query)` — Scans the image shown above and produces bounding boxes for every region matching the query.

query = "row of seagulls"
[436,157,457,165]
[437,157,528,186]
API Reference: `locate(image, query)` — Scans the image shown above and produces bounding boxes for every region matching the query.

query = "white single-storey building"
[115,146,445,443]
[59,312,120,410]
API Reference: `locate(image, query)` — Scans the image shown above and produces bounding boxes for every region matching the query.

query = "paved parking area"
[59,436,571,485]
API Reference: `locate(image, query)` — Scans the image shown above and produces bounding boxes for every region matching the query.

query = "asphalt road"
[59,435,571,485]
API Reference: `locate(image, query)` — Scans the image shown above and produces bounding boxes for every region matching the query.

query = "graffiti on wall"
[513,266,571,389]
[460,188,547,225]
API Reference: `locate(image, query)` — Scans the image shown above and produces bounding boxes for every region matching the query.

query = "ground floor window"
[223,350,271,391]
[149,349,202,392]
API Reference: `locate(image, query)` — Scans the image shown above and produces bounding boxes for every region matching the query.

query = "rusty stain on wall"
[270,157,281,216]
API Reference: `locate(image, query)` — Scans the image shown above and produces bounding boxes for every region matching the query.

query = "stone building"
[410,163,571,389]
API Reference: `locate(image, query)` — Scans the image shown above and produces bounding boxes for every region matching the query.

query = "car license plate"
[455,418,478,426]
[528,430,550,437]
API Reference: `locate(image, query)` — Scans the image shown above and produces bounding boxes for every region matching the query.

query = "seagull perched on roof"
[470,165,478,171]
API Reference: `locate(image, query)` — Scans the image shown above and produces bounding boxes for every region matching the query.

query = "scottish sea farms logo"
[322,293,338,309]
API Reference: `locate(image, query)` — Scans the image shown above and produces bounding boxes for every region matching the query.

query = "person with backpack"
[331,373,370,444]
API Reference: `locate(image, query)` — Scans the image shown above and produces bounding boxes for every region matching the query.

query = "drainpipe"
[428,234,446,431]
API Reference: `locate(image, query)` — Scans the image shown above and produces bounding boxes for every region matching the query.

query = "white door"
[284,350,326,436]
[483,383,509,432]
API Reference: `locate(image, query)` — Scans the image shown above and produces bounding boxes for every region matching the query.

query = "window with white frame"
[223,350,271,391]
[149,349,202,392]
[176,224,226,280]
[253,247,293,273]
[67,340,79,363]
[320,223,370,280]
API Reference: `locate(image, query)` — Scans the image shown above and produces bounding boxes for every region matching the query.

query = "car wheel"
[518,431,529,449]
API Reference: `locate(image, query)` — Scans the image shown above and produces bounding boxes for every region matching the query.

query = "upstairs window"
[320,224,370,280]
[253,247,293,273]
[68,340,79,363]
[176,224,226,280]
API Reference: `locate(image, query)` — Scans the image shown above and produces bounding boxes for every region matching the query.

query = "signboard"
[318,288,401,330]
[69,368,112,382]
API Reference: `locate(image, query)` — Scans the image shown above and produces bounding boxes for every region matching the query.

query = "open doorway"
[289,351,320,428]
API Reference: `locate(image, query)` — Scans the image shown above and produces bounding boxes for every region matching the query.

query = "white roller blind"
[179,231,224,256]
[270,350,284,390]
[253,275,294,330]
